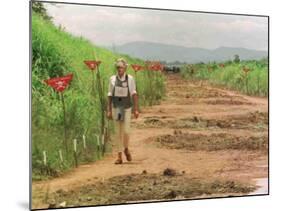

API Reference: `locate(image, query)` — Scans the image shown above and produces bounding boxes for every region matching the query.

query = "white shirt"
[107,74,137,97]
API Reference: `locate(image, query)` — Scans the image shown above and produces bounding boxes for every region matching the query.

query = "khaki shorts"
[112,107,132,134]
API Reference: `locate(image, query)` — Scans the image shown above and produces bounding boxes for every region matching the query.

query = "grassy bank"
[180,59,268,96]
[32,13,165,180]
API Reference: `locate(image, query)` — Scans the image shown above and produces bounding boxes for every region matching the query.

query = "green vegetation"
[180,59,268,96]
[32,1,52,21]
[32,13,165,180]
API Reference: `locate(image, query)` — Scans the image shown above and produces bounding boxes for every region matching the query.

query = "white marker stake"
[73,139,78,167]
[43,151,47,166]
[101,134,105,146]
[59,149,63,163]
[83,135,86,149]
[73,139,77,152]
[95,135,100,147]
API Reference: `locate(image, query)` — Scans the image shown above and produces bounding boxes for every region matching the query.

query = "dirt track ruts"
[32,73,268,209]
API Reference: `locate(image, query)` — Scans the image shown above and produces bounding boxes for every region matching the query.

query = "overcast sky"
[44,3,268,51]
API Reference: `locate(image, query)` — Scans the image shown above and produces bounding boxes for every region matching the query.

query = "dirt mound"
[204,98,254,105]
[163,168,177,176]
[138,111,268,131]
[143,118,165,127]
[185,87,229,98]
[47,172,255,208]
[154,132,268,152]
[205,111,268,130]
[173,111,268,130]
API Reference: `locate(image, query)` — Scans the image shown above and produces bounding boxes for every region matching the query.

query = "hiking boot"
[114,152,123,164]
[124,148,132,161]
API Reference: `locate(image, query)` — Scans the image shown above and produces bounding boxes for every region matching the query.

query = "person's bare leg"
[123,108,132,161]
[123,133,129,149]
[123,133,132,161]
[115,122,123,164]
[118,122,124,151]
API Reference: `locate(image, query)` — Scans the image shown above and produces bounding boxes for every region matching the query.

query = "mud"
[46,171,255,208]
[249,178,268,195]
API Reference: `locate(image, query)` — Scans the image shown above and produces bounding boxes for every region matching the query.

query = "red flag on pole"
[45,73,73,92]
[131,64,144,72]
[84,60,101,70]
[219,63,225,68]
[148,62,164,71]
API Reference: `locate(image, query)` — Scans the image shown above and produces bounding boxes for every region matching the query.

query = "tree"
[233,54,240,63]
[32,1,52,21]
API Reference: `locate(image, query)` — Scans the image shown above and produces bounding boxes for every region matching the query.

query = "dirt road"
[32,73,268,209]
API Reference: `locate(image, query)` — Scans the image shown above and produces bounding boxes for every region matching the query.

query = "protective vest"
[112,74,132,109]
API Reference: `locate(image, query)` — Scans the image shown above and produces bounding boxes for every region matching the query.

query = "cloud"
[44,3,268,51]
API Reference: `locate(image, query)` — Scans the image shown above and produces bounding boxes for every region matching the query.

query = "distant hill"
[111,41,267,63]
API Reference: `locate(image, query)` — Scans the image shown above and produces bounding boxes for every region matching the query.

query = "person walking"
[107,58,139,164]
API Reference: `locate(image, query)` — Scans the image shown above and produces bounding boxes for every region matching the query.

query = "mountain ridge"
[110,41,267,63]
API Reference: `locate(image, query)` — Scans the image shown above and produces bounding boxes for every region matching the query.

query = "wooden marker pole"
[95,134,100,158]
[73,139,78,167]
[43,150,47,166]
[83,134,87,149]
[59,149,63,164]
[61,92,68,153]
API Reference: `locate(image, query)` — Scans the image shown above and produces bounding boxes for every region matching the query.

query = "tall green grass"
[32,13,165,180]
[180,59,268,96]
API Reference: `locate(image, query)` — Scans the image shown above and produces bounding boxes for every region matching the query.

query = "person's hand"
[107,111,113,120]
[133,109,139,119]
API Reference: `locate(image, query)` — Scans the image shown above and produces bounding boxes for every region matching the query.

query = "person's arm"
[129,76,139,118]
[132,93,139,118]
[107,77,113,119]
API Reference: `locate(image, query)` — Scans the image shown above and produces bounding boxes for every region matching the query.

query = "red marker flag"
[45,74,73,92]
[219,63,225,68]
[159,64,164,72]
[148,63,164,71]
[84,60,101,70]
[131,64,144,72]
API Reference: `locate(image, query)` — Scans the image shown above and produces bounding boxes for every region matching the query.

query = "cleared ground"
[32,73,268,209]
